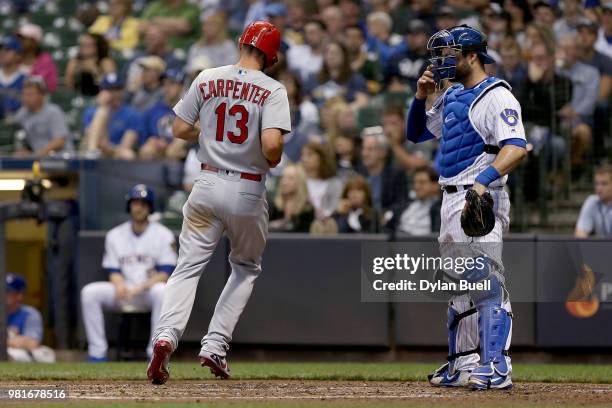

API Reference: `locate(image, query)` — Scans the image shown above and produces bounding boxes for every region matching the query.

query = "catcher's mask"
[427,29,461,84]
[427,25,495,85]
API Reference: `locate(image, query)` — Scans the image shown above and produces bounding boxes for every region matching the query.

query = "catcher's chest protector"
[439,76,507,178]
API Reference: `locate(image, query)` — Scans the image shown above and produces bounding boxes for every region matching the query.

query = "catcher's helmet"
[427,25,495,82]
[126,184,155,213]
[239,21,281,68]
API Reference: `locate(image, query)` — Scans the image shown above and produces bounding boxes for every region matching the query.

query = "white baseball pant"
[81,281,165,358]
[438,187,512,373]
[8,346,56,363]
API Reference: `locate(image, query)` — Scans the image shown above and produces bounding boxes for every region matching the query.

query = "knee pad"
[461,256,492,283]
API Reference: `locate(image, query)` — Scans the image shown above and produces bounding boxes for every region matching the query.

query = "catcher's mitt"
[460,189,495,237]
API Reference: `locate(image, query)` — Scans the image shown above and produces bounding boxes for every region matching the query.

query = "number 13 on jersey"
[214,102,249,144]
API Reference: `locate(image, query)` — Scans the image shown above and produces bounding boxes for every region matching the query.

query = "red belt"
[201,163,262,182]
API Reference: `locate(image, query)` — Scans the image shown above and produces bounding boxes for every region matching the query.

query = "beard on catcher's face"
[451,55,472,83]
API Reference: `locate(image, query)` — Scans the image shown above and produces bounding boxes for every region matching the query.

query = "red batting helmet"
[239,21,281,68]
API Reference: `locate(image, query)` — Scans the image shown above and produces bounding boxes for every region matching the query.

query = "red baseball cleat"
[147,340,172,385]
[199,352,231,379]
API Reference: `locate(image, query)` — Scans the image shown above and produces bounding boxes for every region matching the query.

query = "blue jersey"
[142,100,175,145]
[82,104,145,146]
[0,70,26,118]
[8,305,43,342]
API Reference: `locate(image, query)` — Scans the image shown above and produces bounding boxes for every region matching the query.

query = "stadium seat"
[50,88,79,111]
[0,124,18,152]
[112,305,151,361]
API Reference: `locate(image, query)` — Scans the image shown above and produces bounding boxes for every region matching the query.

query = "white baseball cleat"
[428,362,472,387]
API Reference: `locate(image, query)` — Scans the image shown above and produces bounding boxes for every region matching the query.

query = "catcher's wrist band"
[475,165,500,187]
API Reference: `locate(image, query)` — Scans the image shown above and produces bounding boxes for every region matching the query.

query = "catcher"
[406,25,527,390]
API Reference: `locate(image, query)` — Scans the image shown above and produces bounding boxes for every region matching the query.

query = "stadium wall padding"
[77,232,612,349]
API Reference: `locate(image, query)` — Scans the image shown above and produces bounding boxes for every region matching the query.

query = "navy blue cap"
[6,273,26,293]
[265,3,288,17]
[100,73,124,90]
[164,68,185,84]
[1,36,23,53]
[126,184,155,212]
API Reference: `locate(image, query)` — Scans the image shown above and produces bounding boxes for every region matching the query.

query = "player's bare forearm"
[8,335,39,350]
[142,271,170,290]
[261,128,283,167]
[109,272,125,287]
[490,145,527,176]
[173,117,200,142]
[473,145,527,195]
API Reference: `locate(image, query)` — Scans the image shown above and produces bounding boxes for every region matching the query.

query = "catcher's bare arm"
[472,145,527,195]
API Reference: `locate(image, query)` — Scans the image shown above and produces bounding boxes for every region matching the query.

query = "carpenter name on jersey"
[198,79,272,107]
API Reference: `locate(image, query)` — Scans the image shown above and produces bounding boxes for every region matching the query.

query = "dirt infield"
[2,380,612,406]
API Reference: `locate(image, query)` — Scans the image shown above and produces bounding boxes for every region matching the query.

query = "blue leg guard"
[468,274,513,390]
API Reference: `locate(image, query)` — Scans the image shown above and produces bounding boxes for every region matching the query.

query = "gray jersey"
[174,65,291,175]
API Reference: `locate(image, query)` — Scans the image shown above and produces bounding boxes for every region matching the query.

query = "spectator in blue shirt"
[6,273,55,363]
[0,37,27,120]
[140,68,187,160]
[81,73,144,159]
[365,11,406,73]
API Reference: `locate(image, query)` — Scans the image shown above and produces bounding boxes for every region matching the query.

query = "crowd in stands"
[0,0,611,235]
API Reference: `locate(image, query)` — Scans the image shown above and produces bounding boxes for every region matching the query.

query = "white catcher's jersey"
[102,221,177,287]
[174,65,292,175]
[426,83,526,188]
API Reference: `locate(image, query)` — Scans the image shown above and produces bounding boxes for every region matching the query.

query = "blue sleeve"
[500,138,527,148]
[105,268,121,276]
[156,264,175,275]
[406,98,435,143]
[142,109,155,145]
[127,110,146,143]
[82,107,95,131]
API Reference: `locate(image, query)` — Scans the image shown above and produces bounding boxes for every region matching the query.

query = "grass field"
[0,362,611,408]
[1,361,612,383]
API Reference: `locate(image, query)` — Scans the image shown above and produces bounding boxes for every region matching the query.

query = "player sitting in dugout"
[6,273,56,363]
[81,184,177,361]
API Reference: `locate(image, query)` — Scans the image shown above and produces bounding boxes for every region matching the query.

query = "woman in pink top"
[17,24,58,92]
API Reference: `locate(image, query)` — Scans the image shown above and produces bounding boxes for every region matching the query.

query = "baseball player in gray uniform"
[147,21,291,385]
[407,26,527,390]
